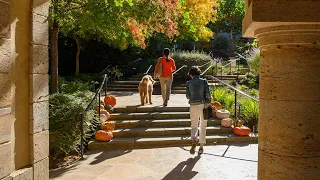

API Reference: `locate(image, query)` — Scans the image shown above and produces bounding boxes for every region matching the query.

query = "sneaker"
[198,148,204,155]
[190,142,197,155]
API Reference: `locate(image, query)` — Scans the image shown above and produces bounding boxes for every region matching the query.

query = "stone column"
[0,0,13,179]
[29,0,49,179]
[243,1,320,179]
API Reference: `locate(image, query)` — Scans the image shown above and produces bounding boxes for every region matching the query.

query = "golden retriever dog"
[138,75,155,105]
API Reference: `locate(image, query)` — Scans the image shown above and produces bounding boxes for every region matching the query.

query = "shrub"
[58,77,92,94]
[106,66,124,81]
[246,48,260,75]
[239,72,259,89]
[248,88,259,98]
[49,91,97,166]
[211,87,235,113]
[239,98,259,129]
[171,50,212,78]
[211,87,227,104]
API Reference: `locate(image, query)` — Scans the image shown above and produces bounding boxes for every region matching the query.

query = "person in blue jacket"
[186,66,211,155]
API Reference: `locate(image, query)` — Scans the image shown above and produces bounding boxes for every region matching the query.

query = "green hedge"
[170,50,212,78]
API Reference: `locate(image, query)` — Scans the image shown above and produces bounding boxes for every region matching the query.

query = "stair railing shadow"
[86,149,133,165]
[179,144,257,163]
[162,155,201,180]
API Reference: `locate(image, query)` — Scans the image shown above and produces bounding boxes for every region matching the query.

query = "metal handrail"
[207,75,259,102]
[100,65,111,75]
[144,65,153,75]
[198,61,212,68]
[221,58,239,68]
[78,74,108,159]
[172,65,187,75]
[201,64,214,76]
[123,58,142,67]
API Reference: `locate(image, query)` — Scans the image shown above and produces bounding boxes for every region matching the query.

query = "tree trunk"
[50,21,59,93]
[75,38,80,75]
[230,29,234,51]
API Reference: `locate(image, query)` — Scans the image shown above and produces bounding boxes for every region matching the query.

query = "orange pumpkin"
[233,127,251,136]
[210,101,222,110]
[101,122,115,131]
[104,95,116,107]
[100,110,110,119]
[95,130,113,141]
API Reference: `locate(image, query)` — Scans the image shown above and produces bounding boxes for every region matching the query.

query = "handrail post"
[234,90,237,124]
[229,63,232,75]
[104,74,107,97]
[80,113,84,159]
[98,91,101,120]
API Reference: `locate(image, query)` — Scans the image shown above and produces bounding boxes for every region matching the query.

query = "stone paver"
[50,143,258,180]
[106,92,189,108]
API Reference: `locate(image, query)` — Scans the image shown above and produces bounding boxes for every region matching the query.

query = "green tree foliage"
[49,0,218,92]
[211,0,244,33]
[210,0,245,50]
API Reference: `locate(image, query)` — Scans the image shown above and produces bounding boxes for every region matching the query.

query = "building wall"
[0,0,49,179]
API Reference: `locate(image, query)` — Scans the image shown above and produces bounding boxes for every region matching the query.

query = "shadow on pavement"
[179,144,257,163]
[106,91,136,97]
[49,163,80,179]
[87,149,133,165]
[162,156,201,180]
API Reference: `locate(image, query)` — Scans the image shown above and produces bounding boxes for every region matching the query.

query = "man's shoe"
[190,142,197,155]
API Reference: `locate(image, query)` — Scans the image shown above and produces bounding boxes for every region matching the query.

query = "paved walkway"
[50,143,258,180]
[106,92,189,108]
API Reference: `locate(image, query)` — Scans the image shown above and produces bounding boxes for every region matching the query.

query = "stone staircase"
[107,73,245,94]
[88,106,258,149]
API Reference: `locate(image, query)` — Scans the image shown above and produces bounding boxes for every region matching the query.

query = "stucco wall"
[0,0,49,179]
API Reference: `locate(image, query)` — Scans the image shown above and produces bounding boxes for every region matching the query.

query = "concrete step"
[109,112,190,120]
[114,106,189,113]
[204,75,245,79]
[109,81,159,85]
[112,126,233,138]
[180,83,221,87]
[132,74,153,78]
[106,88,186,94]
[107,88,138,91]
[108,84,139,88]
[88,134,258,149]
[111,118,221,129]
[129,77,146,81]
[171,90,186,94]
[137,73,153,76]
[172,87,186,90]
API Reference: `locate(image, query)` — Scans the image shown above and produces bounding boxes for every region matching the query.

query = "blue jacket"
[186,77,211,104]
